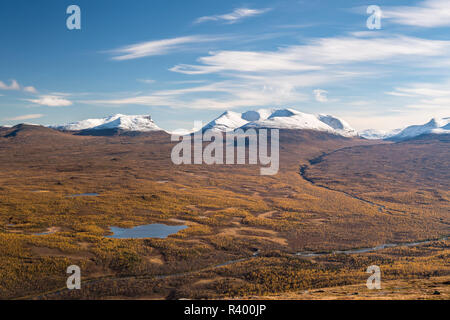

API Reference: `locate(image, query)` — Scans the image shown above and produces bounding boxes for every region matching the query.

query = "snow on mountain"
[389,117,450,140]
[359,128,403,140]
[203,108,358,137]
[202,111,252,132]
[317,114,358,137]
[242,109,332,131]
[54,114,163,132]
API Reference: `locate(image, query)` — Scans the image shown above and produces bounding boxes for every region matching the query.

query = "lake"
[67,193,100,198]
[107,223,187,239]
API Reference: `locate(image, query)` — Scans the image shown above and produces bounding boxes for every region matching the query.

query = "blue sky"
[0,0,449,131]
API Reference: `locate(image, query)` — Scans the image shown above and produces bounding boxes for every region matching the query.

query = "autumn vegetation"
[0,125,448,299]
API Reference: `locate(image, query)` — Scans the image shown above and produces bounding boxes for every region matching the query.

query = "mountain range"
[3,109,449,141]
[202,108,358,137]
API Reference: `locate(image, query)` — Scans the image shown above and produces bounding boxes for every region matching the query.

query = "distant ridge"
[360,117,450,141]
[388,117,450,141]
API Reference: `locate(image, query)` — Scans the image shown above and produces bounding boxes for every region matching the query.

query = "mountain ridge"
[4,111,448,141]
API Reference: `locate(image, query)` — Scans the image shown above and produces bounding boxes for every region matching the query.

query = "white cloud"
[384,0,450,28]
[313,89,328,102]
[27,95,73,107]
[137,79,155,84]
[4,114,44,121]
[0,80,39,94]
[23,86,38,94]
[84,78,310,110]
[171,50,323,74]
[0,80,20,91]
[194,8,271,24]
[387,83,450,98]
[109,36,222,61]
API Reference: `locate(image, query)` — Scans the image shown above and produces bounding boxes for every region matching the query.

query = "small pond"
[67,193,100,198]
[107,223,187,239]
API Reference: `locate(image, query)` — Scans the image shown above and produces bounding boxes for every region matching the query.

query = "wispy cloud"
[386,82,450,114]
[23,86,38,94]
[387,82,450,97]
[27,95,72,107]
[313,89,328,102]
[92,34,450,112]
[137,79,156,84]
[109,35,222,61]
[194,8,271,24]
[171,35,450,75]
[84,74,337,110]
[0,80,20,91]
[384,0,450,27]
[4,113,44,121]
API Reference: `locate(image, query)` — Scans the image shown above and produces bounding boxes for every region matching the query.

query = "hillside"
[303,134,450,225]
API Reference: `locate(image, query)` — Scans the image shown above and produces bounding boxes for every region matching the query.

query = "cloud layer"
[194,8,271,24]
[93,34,450,113]
[109,36,222,61]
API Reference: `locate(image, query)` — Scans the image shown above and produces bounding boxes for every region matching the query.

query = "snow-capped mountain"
[53,114,163,132]
[316,114,358,137]
[202,108,358,137]
[389,117,450,141]
[50,111,448,140]
[359,128,403,140]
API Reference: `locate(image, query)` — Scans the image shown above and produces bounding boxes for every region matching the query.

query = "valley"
[0,123,448,299]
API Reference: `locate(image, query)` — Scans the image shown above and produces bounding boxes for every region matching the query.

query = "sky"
[0,0,449,131]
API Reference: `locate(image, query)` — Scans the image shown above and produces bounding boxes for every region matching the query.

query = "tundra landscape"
[0,0,449,302]
[0,112,448,299]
